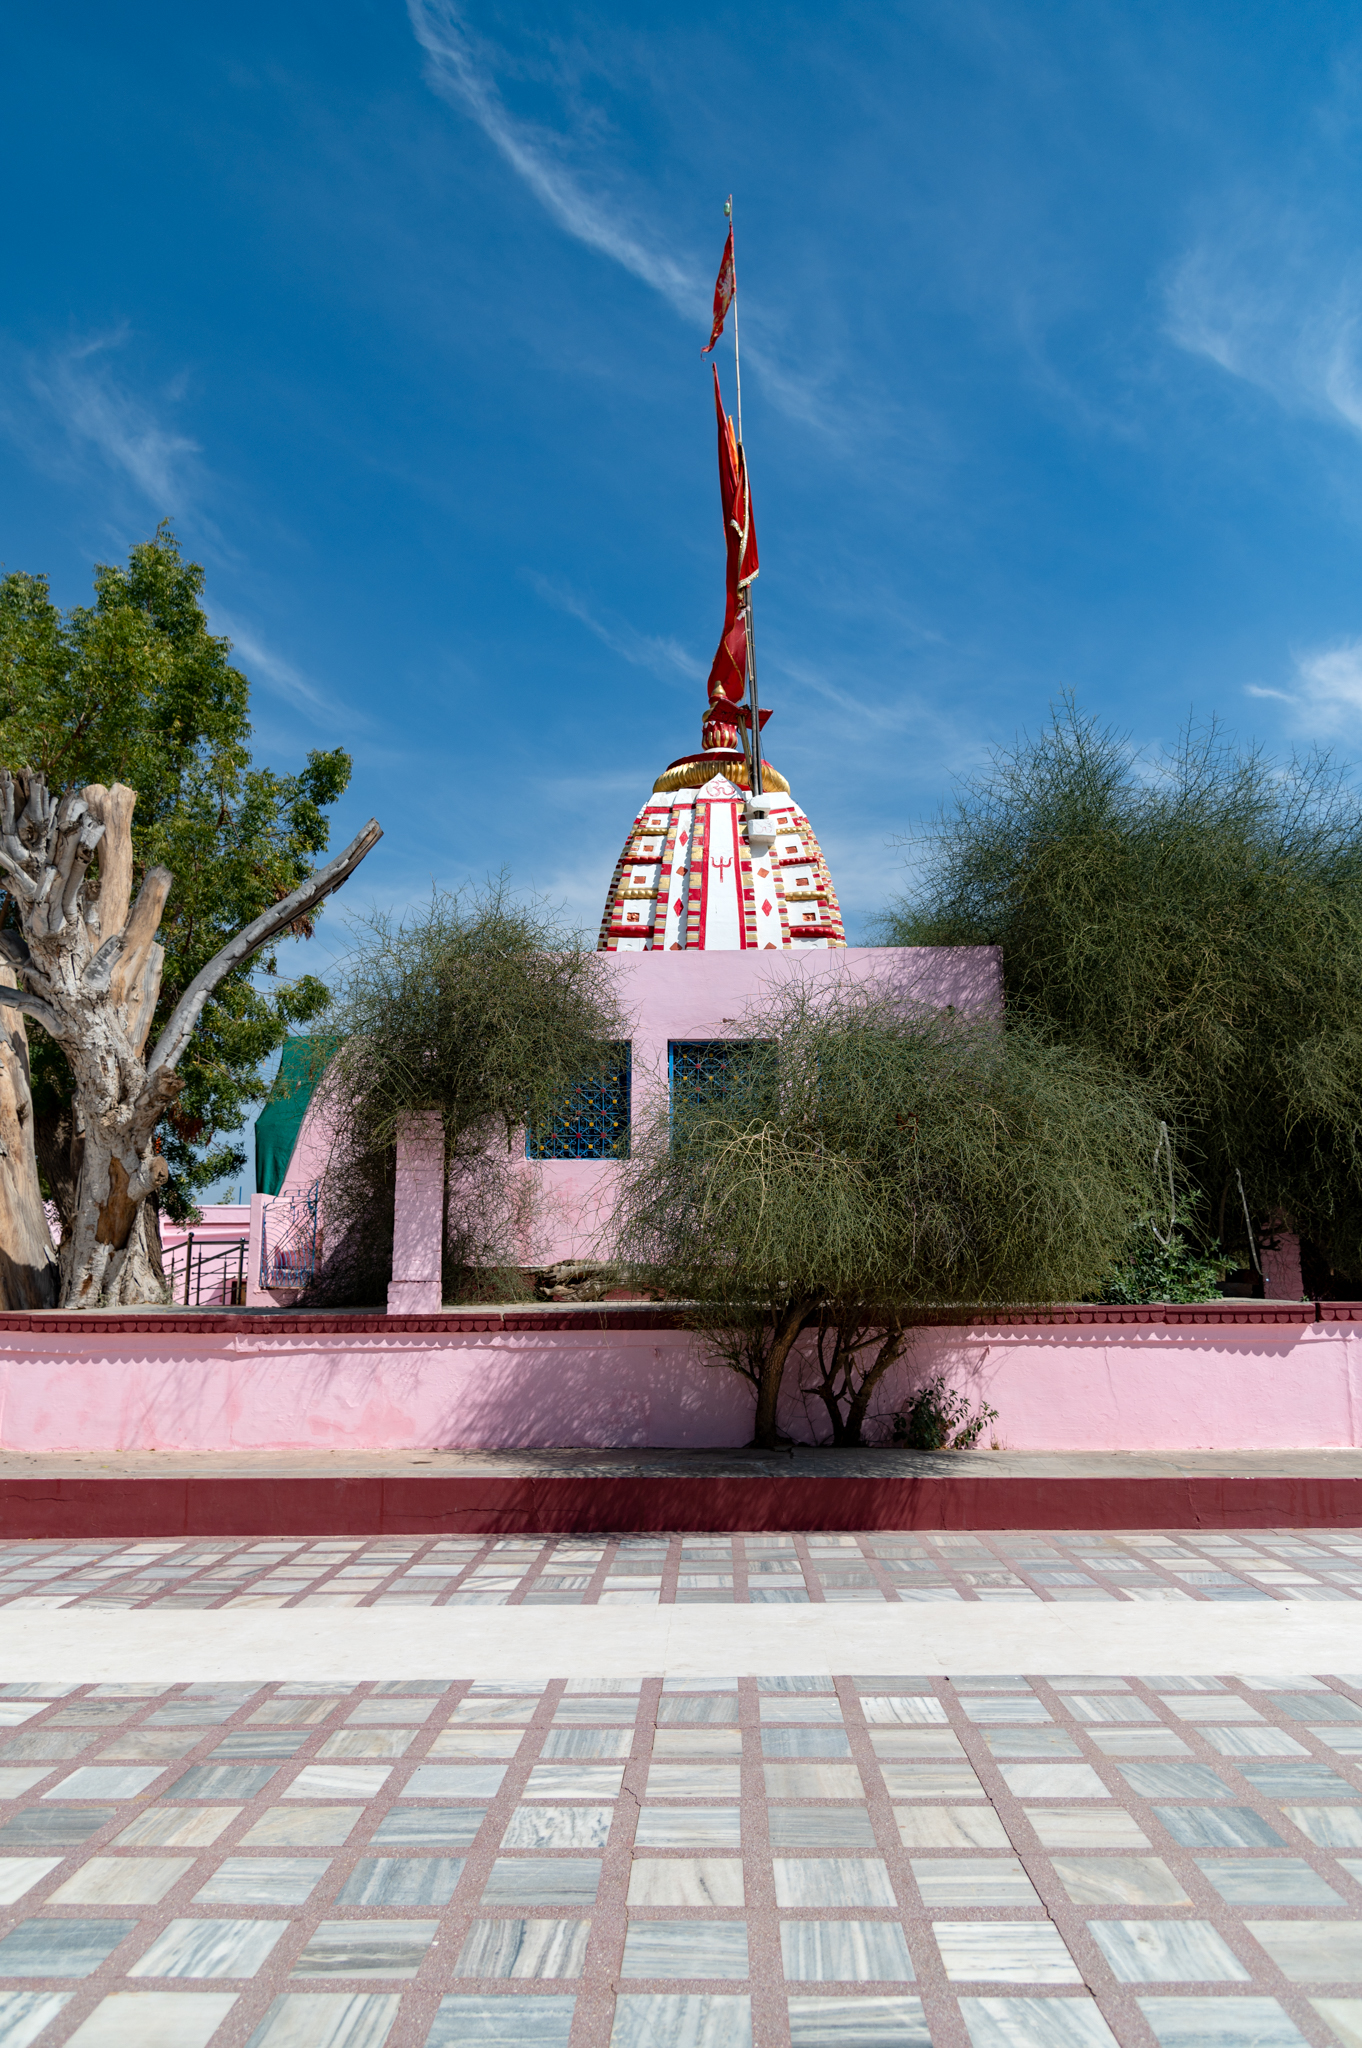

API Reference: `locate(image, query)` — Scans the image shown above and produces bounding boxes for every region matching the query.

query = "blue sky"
[7,0,1362,982]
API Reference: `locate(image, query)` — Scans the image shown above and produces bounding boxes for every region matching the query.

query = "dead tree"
[0,768,380,1307]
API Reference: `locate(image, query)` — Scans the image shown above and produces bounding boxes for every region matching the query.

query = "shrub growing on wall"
[615,983,1160,1449]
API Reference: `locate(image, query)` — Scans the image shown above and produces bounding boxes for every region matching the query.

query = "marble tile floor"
[0,1670,1359,2043]
[4,1527,1362,1614]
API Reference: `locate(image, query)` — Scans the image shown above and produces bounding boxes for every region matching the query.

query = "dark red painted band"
[2,1473,1360,1537]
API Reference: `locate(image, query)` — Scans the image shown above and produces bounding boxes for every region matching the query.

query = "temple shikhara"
[598,364,845,952]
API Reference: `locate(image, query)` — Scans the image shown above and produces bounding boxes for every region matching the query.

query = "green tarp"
[255,1037,336,1195]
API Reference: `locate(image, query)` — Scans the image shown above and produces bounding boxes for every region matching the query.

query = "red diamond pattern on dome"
[674,900,683,916]
[761,898,772,917]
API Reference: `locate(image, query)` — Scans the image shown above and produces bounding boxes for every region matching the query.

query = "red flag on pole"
[702,227,735,354]
[704,364,760,736]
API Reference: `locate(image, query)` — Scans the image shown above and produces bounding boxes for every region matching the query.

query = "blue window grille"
[527,1043,632,1160]
[260,1180,321,1291]
[669,1039,771,1114]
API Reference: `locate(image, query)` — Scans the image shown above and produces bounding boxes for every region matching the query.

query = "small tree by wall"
[301,884,628,1305]
[615,985,1161,1449]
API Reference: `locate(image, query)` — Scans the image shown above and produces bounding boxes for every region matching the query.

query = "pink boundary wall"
[0,1310,1357,1454]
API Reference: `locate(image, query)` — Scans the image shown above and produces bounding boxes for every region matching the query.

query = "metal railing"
[164,1235,249,1307]
[260,1181,322,1292]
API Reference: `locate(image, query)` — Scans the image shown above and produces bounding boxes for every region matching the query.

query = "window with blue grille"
[669,1039,772,1115]
[527,1043,631,1159]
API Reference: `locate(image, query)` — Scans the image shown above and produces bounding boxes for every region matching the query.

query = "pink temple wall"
[0,1314,1356,1453]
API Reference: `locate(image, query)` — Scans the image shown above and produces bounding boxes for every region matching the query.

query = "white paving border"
[1,1599,1361,1681]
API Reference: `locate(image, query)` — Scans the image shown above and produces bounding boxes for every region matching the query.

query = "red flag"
[712,364,758,592]
[702,227,735,354]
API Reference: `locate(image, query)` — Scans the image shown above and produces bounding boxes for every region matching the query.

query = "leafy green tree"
[880,702,1362,1281]
[615,986,1159,1449]
[0,524,351,1221]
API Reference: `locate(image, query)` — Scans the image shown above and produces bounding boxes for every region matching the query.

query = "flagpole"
[726,197,762,799]
[727,196,743,445]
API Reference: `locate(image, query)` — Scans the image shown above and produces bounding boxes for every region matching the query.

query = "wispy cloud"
[408,0,700,318]
[525,571,704,685]
[1250,637,1362,735]
[208,608,350,723]
[1165,203,1362,441]
[15,330,200,506]
[405,1,842,437]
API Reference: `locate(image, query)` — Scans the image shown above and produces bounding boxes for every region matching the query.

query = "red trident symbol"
[711,854,733,881]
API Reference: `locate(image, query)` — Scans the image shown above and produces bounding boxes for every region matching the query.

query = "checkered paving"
[0,1671,1360,2045]
[4,1528,1362,1612]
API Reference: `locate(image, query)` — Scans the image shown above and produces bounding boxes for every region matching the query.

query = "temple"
[598,371,846,952]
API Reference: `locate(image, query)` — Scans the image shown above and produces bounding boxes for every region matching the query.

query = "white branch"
[0,984,66,1040]
[145,817,382,1079]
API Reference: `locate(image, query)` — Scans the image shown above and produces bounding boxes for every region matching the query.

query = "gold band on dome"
[651,754,792,796]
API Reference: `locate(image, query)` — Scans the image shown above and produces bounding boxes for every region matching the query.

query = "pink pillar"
[1261,1223,1304,1301]
[388,1115,445,1315]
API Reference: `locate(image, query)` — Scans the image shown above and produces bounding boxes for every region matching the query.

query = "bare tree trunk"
[751,1297,816,1450]
[0,769,380,1308]
[0,969,58,1307]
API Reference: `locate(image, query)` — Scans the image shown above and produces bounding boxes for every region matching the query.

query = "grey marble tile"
[146,1702,242,1726]
[761,1730,853,1758]
[211,1731,310,1759]
[646,1765,742,1800]
[1274,1695,1362,1723]
[0,1733,95,1761]
[249,1700,347,1727]
[879,1763,985,1799]
[43,1765,164,1800]
[292,1920,438,1978]
[539,1729,632,1760]
[65,1990,239,2047]
[911,1856,1040,1906]
[131,1916,289,1978]
[860,1697,948,1725]
[424,1993,576,2046]
[482,1857,601,1907]
[1088,1919,1249,1983]
[164,1764,277,1801]
[758,1696,843,1722]
[0,1917,135,1976]
[1155,1807,1286,1849]
[773,1858,896,1907]
[998,1765,1108,1799]
[1310,1999,1362,2048]
[320,1732,417,1760]
[1281,1806,1362,1846]
[524,1765,624,1799]
[620,1920,749,1979]
[1200,1727,1307,1758]
[115,1806,239,1847]
[1088,1730,1191,1757]
[1196,1856,1341,1903]
[247,1993,402,2048]
[334,1857,464,1906]
[345,1700,433,1724]
[770,1808,878,1847]
[450,1699,539,1725]
[628,1860,744,1908]
[635,1808,741,1848]
[1120,1764,1231,1800]
[195,1857,332,1905]
[868,1729,964,1758]
[403,1765,507,1800]
[935,1922,1081,1983]
[502,1805,613,1848]
[1060,1696,1157,1723]
[0,1996,73,2048]
[781,1922,915,1983]
[50,1855,192,1904]
[1137,1995,1309,2048]
[1024,1807,1151,1847]
[285,1765,391,1801]
[609,1994,751,2048]
[787,1993,928,2044]
[453,1918,591,1979]
[985,1730,1081,1757]
[0,1855,61,1903]
[1051,1857,1189,1905]
[655,1695,737,1728]
[958,1994,1119,2048]
[97,1733,203,1762]
[372,1806,486,1846]
[893,1806,1008,1849]
[242,1808,361,1848]
[654,1730,744,1758]
[1246,1921,1362,1981]
[1237,1760,1356,1797]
